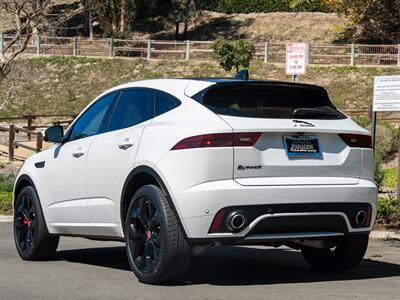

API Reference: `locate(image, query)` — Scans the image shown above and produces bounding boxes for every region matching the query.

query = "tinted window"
[199,85,346,120]
[155,91,180,116]
[106,89,152,131]
[68,93,115,141]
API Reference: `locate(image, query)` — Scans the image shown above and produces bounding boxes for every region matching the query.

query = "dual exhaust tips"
[215,209,369,233]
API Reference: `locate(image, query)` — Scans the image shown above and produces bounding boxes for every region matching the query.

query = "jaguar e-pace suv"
[13,78,376,284]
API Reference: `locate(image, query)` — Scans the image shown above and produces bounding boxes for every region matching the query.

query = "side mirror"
[44,125,64,143]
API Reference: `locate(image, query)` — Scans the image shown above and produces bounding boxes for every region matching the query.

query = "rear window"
[196,85,346,120]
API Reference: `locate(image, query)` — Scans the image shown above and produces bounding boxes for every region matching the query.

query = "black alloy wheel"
[14,192,36,255]
[126,196,162,274]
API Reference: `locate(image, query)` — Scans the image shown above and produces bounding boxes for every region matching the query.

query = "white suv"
[13,78,376,284]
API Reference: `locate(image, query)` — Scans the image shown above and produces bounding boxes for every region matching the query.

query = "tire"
[14,186,59,260]
[301,234,369,272]
[125,184,191,285]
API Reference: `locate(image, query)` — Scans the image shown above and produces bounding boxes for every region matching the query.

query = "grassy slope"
[0,56,399,116]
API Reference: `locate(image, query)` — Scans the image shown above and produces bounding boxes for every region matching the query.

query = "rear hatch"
[194,82,371,186]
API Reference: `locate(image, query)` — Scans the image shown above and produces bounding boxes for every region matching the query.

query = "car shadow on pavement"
[56,243,400,286]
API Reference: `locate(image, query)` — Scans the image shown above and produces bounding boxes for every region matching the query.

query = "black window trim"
[63,87,183,143]
[63,91,120,143]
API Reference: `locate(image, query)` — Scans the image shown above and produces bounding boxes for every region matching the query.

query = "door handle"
[72,148,85,158]
[118,138,134,150]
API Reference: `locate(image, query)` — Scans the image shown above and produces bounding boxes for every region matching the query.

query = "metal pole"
[397,138,400,200]
[397,44,400,67]
[293,75,299,83]
[0,32,3,53]
[73,37,78,56]
[350,43,355,66]
[185,40,190,60]
[147,39,151,60]
[306,43,311,65]
[35,33,40,55]
[264,41,269,64]
[109,38,114,57]
[370,109,377,150]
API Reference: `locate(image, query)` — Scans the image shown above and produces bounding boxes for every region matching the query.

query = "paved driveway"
[1,223,399,300]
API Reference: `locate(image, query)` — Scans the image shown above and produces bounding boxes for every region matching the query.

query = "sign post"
[373,75,400,199]
[286,42,307,82]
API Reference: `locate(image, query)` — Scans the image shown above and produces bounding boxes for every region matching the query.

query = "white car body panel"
[14,78,377,241]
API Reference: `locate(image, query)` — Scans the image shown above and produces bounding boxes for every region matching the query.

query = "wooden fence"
[0,114,76,161]
[1,33,400,66]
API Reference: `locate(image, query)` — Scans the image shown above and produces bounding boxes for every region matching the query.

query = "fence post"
[73,37,78,56]
[109,38,114,57]
[0,32,3,53]
[350,43,355,66]
[8,125,14,162]
[264,41,269,64]
[398,44,400,67]
[27,116,32,141]
[35,33,41,55]
[36,132,43,153]
[186,40,190,60]
[147,39,151,60]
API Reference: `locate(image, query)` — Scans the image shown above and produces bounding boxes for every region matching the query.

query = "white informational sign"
[373,75,400,112]
[285,42,307,76]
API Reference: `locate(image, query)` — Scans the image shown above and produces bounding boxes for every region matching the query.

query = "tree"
[312,0,400,43]
[170,0,200,40]
[0,0,50,84]
[212,39,255,73]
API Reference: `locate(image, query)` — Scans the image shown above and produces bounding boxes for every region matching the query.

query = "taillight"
[171,132,261,150]
[339,134,372,149]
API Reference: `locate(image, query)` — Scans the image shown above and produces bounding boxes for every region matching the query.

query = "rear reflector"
[339,134,372,149]
[171,132,261,150]
[209,209,226,233]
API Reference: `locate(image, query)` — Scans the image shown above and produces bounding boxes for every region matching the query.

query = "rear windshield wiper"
[293,107,344,119]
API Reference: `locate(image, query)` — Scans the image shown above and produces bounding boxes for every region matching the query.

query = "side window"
[106,89,153,132]
[68,93,116,141]
[155,91,181,116]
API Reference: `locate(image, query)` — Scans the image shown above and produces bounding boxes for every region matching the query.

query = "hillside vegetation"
[0,56,399,116]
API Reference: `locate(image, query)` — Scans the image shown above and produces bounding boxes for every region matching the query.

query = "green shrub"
[375,159,385,190]
[377,196,400,218]
[0,191,12,215]
[352,116,399,163]
[0,173,15,193]
[212,39,255,73]
[383,167,397,189]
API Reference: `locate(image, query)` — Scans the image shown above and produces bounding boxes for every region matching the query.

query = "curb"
[0,215,399,241]
[0,215,12,223]
[369,230,400,241]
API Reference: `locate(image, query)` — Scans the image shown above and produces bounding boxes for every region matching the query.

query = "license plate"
[284,136,321,158]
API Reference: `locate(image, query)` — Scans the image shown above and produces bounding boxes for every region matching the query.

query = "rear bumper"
[176,178,377,240]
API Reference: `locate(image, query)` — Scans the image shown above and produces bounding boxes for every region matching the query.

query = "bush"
[375,159,385,190]
[212,39,254,73]
[353,116,399,163]
[201,0,328,13]
[377,196,400,218]
[0,191,12,215]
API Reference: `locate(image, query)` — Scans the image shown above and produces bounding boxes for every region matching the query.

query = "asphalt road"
[1,223,399,300]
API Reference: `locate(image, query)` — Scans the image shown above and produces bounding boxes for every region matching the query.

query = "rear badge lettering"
[237,165,262,171]
[293,120,315,127]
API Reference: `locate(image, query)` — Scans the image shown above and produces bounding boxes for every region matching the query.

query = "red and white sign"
[285,43,308,76]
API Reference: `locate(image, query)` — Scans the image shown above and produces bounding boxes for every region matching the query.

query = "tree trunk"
[110,0,118,34]
[120,0,126,33]
[175,22,180,40]
[182,23,189,40]
[88,0,93,39]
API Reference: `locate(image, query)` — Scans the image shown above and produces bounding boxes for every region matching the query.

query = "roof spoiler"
[235,69,249,80]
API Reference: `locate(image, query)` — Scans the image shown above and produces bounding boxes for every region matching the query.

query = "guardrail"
[1,33,400,66]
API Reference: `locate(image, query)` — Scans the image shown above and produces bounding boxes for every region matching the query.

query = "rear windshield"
[196,85,346,120]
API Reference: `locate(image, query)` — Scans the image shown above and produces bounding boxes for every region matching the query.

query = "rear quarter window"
[195,84,346,120]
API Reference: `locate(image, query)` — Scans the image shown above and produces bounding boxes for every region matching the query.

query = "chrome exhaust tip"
[227,211,247,232]
[355,210,367,226]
